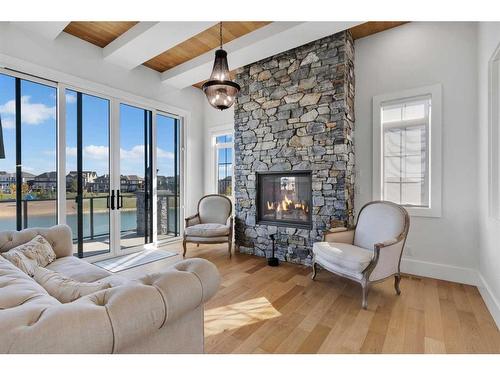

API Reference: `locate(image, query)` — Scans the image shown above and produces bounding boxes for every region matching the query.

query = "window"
[0,72,58,231]
[215,134,233,196]
[0,66,185,259]
[373,84,442,217]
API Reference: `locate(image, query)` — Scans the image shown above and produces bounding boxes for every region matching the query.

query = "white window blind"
[381,96,431,208]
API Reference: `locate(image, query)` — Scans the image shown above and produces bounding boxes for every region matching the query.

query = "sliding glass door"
[156,113,181,240]
[118,104,153,251]
[65,89,111,257]
[0,72,57,233]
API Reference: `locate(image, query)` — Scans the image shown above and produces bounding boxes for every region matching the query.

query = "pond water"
[0,209,178,240]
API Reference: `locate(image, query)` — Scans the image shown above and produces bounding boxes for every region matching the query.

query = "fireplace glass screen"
[257,171,312,228]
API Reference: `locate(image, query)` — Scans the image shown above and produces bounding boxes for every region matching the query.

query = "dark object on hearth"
[268,234,279,267]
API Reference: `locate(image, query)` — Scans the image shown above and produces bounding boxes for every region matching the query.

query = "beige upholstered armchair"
[183,194,233,258]
[312,201,410,309]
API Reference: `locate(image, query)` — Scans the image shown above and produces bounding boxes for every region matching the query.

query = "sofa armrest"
[139,258,220,320]
[323,227,356,244]
[85,258,219,353]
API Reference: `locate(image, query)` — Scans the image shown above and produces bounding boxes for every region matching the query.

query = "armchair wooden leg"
[361,283,369,310]
[183,239,187,257]
[197,243,200,247]
[311,261,318,280]
[228,241,232,258]
[394,274,402,295]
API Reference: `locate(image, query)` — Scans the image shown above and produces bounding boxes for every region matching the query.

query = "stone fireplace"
[233,30,355,265]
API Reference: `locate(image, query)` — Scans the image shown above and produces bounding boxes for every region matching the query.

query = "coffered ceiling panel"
[63,21,139,48]
[143,21,271,73]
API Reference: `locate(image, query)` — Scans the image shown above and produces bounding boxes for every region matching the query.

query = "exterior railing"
[0,193,180,241]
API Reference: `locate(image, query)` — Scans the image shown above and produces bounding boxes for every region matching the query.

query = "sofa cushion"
[185,223,229,238]
[34,267,112,303]
[46,256,111,283]
[313,242,373,273]
[0,257,59,310]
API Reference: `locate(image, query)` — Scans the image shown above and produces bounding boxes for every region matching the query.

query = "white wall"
[355,22,479,283]
[0,22,206,215]
[202,100,234,195]
[477,22,500,326]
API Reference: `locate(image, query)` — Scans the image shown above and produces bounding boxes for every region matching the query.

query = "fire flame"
[266,194,308,214]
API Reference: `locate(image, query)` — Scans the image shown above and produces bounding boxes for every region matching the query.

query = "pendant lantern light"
[202,22,240,110]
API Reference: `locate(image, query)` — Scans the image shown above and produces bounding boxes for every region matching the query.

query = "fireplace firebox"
[256,171,312,229]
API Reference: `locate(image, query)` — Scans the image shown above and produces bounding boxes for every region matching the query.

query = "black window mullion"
[77,92,83,258]
[148,111,153,242]
[143,110,148,244]
[15,78,22,231]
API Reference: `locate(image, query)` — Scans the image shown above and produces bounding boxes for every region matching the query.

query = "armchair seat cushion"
[184,223,229,238]
[313,242,373,273]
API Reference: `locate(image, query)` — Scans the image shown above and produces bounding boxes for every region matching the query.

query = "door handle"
[117,189,123,209]
[110,190,115,210]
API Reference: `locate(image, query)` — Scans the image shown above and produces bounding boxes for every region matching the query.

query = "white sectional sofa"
[0,225,220,354]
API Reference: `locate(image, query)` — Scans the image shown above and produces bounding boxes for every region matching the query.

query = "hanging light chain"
[219,22,223,49]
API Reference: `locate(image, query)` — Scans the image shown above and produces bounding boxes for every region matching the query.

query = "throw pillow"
[1,235,56,273]
[1,250,37,276]
[33,266,112,303]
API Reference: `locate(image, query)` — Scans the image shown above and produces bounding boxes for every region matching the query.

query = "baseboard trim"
[400,257,479,286]
[477,273,500,329]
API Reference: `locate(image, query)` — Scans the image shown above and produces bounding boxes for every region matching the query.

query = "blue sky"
[0,73,178,178]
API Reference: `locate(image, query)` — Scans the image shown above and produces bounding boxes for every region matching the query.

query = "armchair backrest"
[198,194,232,225]
[353,201,409,250]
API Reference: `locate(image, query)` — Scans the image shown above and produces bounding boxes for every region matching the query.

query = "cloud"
[66,147,77,157]
[157,148,175,159]
[59,144,173,161]
[84,145,108,160]
[66,93,77,104]
[1,117,15,129]
[0,96,56,126]
[121,145,174,160]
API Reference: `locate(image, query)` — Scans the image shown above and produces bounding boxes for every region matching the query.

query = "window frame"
[489,42,500,220]
[0,69,59,230]
[210,127,234,198]
[373,84,442,217]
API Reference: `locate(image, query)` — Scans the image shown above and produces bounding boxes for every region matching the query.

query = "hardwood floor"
[132,242,500,354]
